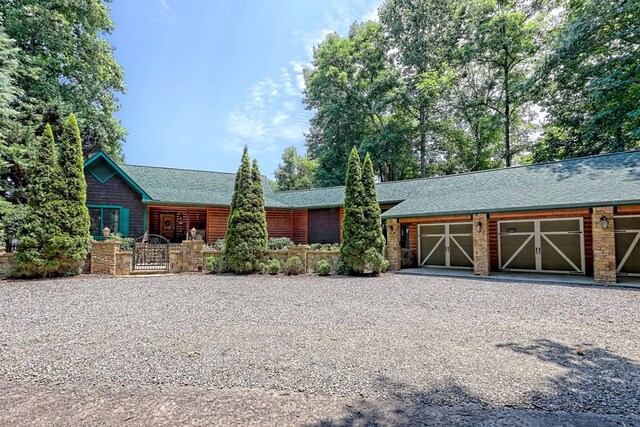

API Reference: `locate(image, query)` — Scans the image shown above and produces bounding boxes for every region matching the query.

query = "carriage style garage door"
[418,223,473,269]
[498,218,585,274]
[615,215,640,277]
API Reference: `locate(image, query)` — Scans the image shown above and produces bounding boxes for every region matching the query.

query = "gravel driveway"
[1,273,639,426]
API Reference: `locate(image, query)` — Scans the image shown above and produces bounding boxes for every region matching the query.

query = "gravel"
[1,273,639,422]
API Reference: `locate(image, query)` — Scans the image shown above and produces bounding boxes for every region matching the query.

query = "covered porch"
[146,205,208,243]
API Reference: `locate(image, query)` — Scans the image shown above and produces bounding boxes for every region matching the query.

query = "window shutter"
[120,208,130,236]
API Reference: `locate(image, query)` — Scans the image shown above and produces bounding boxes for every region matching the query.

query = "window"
[400,224,410,249]
[88,205,129,238]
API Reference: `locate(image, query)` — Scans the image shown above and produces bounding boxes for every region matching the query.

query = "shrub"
[205,256,226,274]
[212,239,225,251]
[265,258,281,275]
[285,256,304,275]
[109,233,134,251]
[316,259,331,276]
[267,237,293,250]
[223,147,268,274]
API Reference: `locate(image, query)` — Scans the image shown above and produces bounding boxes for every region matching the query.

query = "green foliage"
[304,21,419,186]
[212,239,225,251]
[316,259,332,276]
[223,147,268,274]
[310,243,340,251]
[267,237,294,250]
[534,0,640,160]
[205,256,226,274]
[339,148,367,273]
[107,233,133,251]
[264,258,281,275]
[273,146,317,191]
[361,153,387,273]
[15,125,64,277]
[285,256,304,275]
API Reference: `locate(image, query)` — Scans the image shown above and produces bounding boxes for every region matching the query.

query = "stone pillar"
[181,240,204,272]
[115,252,132,276]
[90,240,120,275]
[592,206,616,284]
[473,213,490,276]
[386,219,402,271]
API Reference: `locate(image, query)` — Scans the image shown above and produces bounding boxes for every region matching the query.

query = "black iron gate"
[132,234,170,271]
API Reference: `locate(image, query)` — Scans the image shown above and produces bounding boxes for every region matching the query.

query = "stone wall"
[473,213,490,276]
[181,241,204,272]
[0,253,16,275]
[592,206,616,284]
[385,219,402,270]
[116,252,132,276]
[202,247,341,274]
[90,241,120,275]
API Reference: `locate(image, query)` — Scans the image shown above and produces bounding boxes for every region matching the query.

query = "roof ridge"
[121,163,239,175]
[376,149,640,186]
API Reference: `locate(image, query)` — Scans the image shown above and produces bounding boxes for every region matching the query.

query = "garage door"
[615,215,640,276]
[418,223,473,269]
[498,218,585,274]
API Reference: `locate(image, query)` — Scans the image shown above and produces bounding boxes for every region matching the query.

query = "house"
[84,150,640,283]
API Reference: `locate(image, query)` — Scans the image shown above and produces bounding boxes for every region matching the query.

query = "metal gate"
[132,234,169,271]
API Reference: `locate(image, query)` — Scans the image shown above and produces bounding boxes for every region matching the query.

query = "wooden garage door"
[615,215,640,276]
[418,223,473,269]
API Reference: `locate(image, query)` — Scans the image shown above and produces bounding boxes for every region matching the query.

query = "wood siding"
[308,208,341,244]
[148,206,207,242]
[85,172,145,237]
[206,207,231,244]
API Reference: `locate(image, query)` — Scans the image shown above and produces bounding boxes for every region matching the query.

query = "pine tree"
[361,153,388,273]
[15,125,64,277]
[224,146,267,274]
[52,114,91,274]
[251,159,268,255]
[339,147,367,274]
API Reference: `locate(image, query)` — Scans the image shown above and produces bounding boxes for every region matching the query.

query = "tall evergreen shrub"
[339,147,366,274]
[15,125,64,277]
[223,147,268,273]
[361,153,388,273]
[54,114,91,273]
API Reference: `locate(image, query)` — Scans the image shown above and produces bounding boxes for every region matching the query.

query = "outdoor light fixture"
[102,226,111,240]
[190,227,197,240]
[476,222,483,233]
[600,216,609,230]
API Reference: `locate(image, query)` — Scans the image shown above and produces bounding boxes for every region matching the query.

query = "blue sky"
[108,0,381,176]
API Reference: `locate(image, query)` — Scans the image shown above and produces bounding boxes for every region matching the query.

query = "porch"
[146,206,208,243]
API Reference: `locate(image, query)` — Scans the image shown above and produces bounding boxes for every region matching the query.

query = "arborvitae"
[224,146,265,273]
[15,125,64,277]
[339,147,367,274]
[251,159,268,256]
[53,114,91,274]
[361,153,388,273]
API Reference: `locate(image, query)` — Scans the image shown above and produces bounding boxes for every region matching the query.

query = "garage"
[615,215,640,277]
[498,218,585,274]
[418,223,473,269]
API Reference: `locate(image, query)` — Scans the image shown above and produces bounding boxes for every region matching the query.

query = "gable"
[83,151,151,200]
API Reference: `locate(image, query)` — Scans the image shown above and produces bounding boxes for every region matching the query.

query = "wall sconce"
[476,222,483,233]
[190,227,197,240]
[102,226,111,240]
[600,216,609,230]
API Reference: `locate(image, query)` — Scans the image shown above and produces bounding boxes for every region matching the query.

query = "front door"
[418,223,474,269]
[159,213,176,241]
[498,218,585,274]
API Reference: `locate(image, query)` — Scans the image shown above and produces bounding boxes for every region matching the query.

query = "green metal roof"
[85,150,640,215]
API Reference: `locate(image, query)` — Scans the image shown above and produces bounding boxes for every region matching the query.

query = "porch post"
[473,213,490,276]
[592,206,616,284]
[386,218,402,270]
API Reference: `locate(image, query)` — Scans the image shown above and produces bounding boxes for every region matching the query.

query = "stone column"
[181,240,205,272]
[386,219,402,271]
[90,240,120,275]
[592,206,616,284]
[473,213,490,276]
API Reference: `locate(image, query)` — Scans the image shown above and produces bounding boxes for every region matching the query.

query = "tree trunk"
[504,55,511,168]
[419,108,427,177]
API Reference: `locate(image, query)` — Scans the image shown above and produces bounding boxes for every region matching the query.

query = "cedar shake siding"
[308,208,341,244]
[85,172,145,238]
